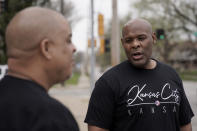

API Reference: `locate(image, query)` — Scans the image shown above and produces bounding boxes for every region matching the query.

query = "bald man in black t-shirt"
[85,18,194,131]
[0,7,79,131]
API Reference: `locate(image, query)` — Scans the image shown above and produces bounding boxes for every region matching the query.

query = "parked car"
[0,65,8,80]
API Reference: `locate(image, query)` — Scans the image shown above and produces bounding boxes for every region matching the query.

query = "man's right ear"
[40,39,52,60]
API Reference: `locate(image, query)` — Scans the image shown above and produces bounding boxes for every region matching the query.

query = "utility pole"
[60,0,65,87]
[90,0,95,91]
[111,0,120,66]
[60,0,64,14]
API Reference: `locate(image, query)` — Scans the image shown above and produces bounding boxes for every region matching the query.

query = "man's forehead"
[58,20,70,33]
[123,25,150,38]
[122,19,152,37]
[123,32,148,39]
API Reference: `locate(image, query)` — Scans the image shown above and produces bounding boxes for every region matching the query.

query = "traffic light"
[98,13,104,36]
[0,0,7,13]
[88,38,96,48]
[100,38,105,54]
[156,29,165,40]
[99,38,110,54]
[104,38,110,52]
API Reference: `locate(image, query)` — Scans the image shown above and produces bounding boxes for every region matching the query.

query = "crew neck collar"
[127,58,160,72]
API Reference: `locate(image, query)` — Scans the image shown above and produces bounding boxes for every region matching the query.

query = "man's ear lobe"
[40,39,52,60]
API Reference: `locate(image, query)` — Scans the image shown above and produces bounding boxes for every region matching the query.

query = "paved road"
[49,79,197,131]
[183,81,197,130]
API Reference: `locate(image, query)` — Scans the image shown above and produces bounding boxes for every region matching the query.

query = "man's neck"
[144,59,157,69]
[7,59,50,91]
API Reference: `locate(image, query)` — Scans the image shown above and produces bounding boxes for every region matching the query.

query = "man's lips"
[131,52,143,60]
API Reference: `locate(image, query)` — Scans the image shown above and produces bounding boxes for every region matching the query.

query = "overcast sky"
[68,0,133,52]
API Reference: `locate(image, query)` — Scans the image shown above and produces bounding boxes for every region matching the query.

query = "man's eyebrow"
[124,36,133,39]
[138,34,146,37]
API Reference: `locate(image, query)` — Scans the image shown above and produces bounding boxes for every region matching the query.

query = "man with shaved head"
[0,7,79,131]
[85,18,194,131]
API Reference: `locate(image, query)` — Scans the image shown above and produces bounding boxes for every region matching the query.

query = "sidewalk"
[49,75,197,131]
[183,81,197,130]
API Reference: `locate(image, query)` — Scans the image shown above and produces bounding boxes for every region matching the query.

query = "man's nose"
[72,43,77,53]
[132,39,140,49]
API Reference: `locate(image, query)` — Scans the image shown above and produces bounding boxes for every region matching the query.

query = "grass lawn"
[178,70,197,81]
[65,72,81,85]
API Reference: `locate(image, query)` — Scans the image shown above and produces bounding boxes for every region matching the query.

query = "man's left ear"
[40,38,53,60]
[152,32,157,44]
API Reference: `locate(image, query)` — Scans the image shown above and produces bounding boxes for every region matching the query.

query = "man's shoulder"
[156,60,182,83]
[95,60,130,88]
[0,77,78,126]
[0,75,66,112]
[102,60,129,78]
[158,61,178,74]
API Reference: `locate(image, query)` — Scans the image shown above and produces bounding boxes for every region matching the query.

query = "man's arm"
[88,125,109,131]
[180,123,192,131]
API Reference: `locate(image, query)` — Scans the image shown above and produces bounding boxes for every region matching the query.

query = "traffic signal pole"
[90,0,95,92]
[111,0,120,66]
[60,0,64,14]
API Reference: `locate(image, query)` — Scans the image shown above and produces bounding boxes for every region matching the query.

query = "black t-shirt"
[85,60,194,131]
[0,75,79,131]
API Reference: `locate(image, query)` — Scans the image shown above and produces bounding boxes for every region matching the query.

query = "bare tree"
[132,0,197,63]
[133,0,197,41]
[0,0,76,64]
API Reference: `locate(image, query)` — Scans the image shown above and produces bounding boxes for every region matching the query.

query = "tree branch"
[171,3,197,26]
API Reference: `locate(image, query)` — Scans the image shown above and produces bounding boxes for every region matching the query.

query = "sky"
[67,0,133,52]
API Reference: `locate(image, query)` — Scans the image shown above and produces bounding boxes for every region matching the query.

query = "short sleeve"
[85,77,115,129]
[178,80,194,126]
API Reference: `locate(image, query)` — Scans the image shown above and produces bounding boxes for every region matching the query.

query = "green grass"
[65,72,81,85]
[178,70,197,81]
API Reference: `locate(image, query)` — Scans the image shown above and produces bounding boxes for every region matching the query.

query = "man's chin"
[58,72,72,83]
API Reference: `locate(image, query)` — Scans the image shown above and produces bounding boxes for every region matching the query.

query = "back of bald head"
[122,18,153,37]
[6,7,68,59]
